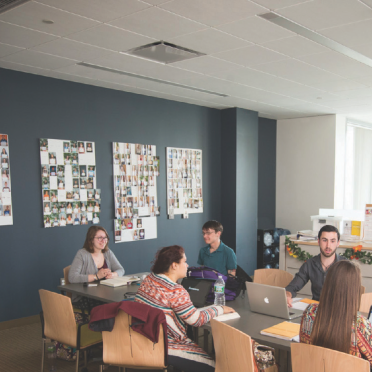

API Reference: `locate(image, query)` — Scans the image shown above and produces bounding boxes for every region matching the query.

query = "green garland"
[285,236,372,264]
[285,236,314,261]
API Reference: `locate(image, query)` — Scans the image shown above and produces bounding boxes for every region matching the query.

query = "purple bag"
[187,266,240,302]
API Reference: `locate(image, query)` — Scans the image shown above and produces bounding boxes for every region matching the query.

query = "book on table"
[100,276,140,287]
[260,321,300,341]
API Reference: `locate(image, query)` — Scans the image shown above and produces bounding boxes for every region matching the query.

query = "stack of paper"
[100,276,140,287]
[297,230,318,241]
[292,298,319,311]
[261,321,300,341]
[214,312,240,322]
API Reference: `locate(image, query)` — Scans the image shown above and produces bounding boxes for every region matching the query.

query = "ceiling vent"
[0,0,30,14]
[125,41,205,64]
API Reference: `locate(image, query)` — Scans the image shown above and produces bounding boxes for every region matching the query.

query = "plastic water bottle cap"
[218,275,222,278]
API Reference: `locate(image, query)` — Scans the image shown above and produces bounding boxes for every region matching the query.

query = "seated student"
[300,260,372,366]
[68,226,124,309]
[286,225,345,306]
[135,245,234,372]
[198,220,237,276]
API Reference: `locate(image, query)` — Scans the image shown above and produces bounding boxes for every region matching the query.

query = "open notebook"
[100,276,140,287]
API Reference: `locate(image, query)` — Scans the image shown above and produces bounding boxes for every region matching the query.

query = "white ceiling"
[2,0,372,121]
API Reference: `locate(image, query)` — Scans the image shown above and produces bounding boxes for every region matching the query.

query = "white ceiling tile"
[0,21,57,48]
[208,66,339,102]
[1,50,77,70]
[0,60,48,74]
[171,56,239,75]
[31,38,114,62]
[252,0,312,10]
[298,51,372,79]
[353,75,372,87]
[109,7,206,39]
[66,24,156,52]
[36,0,151,22]
[301,78,368,93]
[141,0,174,5]
[214,45,288,67]
[217,16,294,44]
[88,52,164,76]
[0,2,99,36]
[0,43,23,58]
[329,87,372,100]
[253,59,341,84]
[352,43,372,60]
[278,0,372,31]
[169,28,252,54]
[159,0,267,27]
[318,18,372,48]
[262,36,328,57]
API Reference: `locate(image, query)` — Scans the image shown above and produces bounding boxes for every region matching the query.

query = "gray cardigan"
[68,248,125,302]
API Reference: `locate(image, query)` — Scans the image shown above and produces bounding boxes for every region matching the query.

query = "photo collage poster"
[113,142,160,243]
[0,134,13,225]
[166,147,203,217]
[40,138,101,228]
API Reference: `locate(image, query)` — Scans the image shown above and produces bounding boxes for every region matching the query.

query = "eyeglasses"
[202,231,214,236]
[95,237,108,242]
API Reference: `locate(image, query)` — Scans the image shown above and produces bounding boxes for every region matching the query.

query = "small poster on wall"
[0,134,13,225]
[113,142,160,243]
[39,138,101,228]
[166,147,203,217]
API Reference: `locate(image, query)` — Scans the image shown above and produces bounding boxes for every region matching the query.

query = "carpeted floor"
[0,322,169,372]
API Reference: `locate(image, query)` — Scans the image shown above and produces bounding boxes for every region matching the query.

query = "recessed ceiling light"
[42,19,54,24]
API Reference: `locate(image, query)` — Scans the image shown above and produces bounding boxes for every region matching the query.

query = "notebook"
[181,278,213,308]
[246,282,304,320]
[100,276,140,287]
[261,321,300,341]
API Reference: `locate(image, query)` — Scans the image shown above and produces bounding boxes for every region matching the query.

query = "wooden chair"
[291,343,369,372]
[99,309,167,372]
[253,269,294,288]
[211,319,255,372]
[63,265,72,298]
[361,285,366,295]
[359,292,372,313]
[39,289,102,372]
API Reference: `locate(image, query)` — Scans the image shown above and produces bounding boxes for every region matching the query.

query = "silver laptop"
[246,282,304,320]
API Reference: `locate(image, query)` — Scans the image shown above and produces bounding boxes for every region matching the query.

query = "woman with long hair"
[135,245,235,372]
[300,260,372,365]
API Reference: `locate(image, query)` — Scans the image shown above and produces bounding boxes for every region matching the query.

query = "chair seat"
[79,324,103,348]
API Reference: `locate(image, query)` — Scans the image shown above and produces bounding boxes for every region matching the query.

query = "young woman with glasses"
[68,226,124,309]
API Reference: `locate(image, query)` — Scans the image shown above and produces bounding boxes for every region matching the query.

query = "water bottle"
[214,275,225,306]
[47,344,57,371]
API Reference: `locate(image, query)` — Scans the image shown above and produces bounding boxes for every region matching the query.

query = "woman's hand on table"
[105,271,118,279]
[97,268,111,279]
[222,306,235,314]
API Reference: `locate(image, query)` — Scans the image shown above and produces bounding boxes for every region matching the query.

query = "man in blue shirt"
[197,220,237,276]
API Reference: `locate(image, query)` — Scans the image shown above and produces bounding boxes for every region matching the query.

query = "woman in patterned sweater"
[300,260,372,366]
[135,245,235,372]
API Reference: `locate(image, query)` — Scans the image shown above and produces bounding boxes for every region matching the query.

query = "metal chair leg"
[99,365,103,372]
[41,339,46,372]
[75,350,80,372]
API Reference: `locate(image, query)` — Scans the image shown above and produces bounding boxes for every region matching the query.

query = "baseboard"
[0,314,40,330]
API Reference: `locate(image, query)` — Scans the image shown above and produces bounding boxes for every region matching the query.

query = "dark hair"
[83,226,109,253]
[318,225,340,241]
[310,260,361,354]
[152,245,185,274]
[202,220,223,234]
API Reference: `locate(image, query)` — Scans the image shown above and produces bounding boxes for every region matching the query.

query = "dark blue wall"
[0,68,276,323]
[258,118,277,230]
[0,68,222,322]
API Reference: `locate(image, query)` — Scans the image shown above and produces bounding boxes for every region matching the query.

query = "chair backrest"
[359,292,372,313]
[211,319,254,372]
[102,310,166,368]
[361,285,366,295]
[253,269,294,288]
[63,265,72,298]
[291,343,369,372]
[39,289,77,347]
